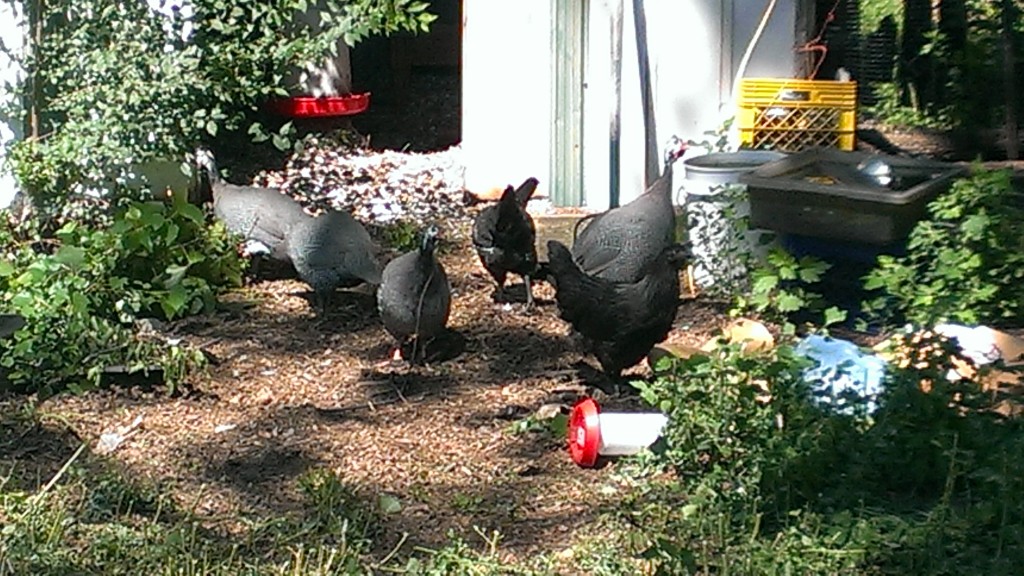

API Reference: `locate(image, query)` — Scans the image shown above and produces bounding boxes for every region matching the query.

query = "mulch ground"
[1,217,733,562]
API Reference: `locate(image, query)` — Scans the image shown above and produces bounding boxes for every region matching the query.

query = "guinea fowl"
[547,239,690,384]
[471,177,540,307]
[377,225,451,363]
[195,148,310,265]
[571,136,688,283]
[286,209,383,314]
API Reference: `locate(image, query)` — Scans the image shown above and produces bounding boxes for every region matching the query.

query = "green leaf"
[752,274,779,295]
[548,413,569,438]
[378,493,402,514]
[960,213,989,236]
[822,306,847,327]
[775,292,805,312]
[161,285,190,319]
[176,203,206,224]
[163,264,190,289]
[0,260,14,277]
[271,133,290,152]
[54,246,86,269]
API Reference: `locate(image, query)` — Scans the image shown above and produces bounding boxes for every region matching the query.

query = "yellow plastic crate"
[737,78,857,152]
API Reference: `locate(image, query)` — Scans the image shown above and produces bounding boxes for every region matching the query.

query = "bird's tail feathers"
[513,177,540,207]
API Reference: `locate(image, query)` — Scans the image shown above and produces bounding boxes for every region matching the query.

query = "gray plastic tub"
[739,147,966,244]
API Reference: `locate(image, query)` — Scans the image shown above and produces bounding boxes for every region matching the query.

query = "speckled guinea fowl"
[377,225,451,363]
[547,239,690,382]
[471,177,540,307]
[195,148,310,263]
[286,210,383,314]
[571,136,687,283]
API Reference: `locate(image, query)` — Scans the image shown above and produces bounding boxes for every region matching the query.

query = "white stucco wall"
[463,0,802,208]
[0,3,26,209]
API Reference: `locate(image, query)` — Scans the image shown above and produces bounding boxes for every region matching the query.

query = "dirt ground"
[4,221,732,561]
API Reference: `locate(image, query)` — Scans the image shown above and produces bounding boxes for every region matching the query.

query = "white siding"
[463,0,803,207]
[462,0,553,198]
[0,3,26,208]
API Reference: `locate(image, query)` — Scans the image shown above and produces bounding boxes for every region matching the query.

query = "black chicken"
[571,136,688,283]
[471,177,540,307]
[547,239,690,383]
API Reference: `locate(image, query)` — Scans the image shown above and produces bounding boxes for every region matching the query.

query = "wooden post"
[632,0,658,189]
[609,0,622,208]
[28,0,42,140]
[551,0,585,207]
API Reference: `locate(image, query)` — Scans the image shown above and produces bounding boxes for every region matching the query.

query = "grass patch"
[0,450,376,575]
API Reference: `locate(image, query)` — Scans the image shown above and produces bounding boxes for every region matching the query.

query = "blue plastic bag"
[795,334,887,414]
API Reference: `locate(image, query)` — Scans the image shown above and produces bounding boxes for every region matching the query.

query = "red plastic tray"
[267,92,371,118]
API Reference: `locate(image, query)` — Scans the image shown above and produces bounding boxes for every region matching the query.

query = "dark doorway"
[349,0,462,152]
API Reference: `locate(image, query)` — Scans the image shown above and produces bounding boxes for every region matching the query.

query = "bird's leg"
[492,278,506,304]
[315,292,329,317]
[249,256,263,283]
[594,371,625,396]
[523,275,534,310]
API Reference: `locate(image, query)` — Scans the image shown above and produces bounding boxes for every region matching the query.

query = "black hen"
[547,239,690,381]
[472,177,540,306]
[571,136,687,283]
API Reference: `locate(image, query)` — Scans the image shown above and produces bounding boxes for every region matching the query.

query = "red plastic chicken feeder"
[568,397,668,468]
[267,92,371,118]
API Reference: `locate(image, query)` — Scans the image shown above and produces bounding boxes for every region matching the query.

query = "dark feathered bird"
[195,148,310,264]
[571,136,687,283]
[547,239,690,381]
[377,225,451,363]
[471,177,540,306]
[287,210,383,314]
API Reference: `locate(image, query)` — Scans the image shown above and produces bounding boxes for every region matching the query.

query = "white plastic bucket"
[683,151,786,287]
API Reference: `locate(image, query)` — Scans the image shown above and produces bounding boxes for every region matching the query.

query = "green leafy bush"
[0,195,243,396]
[865,82,952,130]
[863,167,1024,327]
[5,0,436,221]
[623,329,1024,574]
[732,247,846,331]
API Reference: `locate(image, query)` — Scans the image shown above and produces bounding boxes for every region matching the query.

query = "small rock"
[496,404,530,420]
[515,464,542,477]
[535,403,564,420]
[254,388,274,405]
